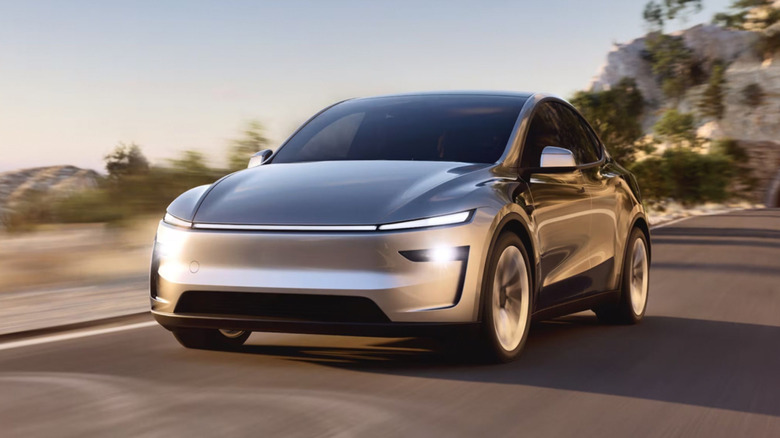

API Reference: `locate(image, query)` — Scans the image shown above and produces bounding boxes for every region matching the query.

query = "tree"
[645,34,698,102]
[227,120,270,172]
[713,0,779,30]
[653,109,699,148]
[642,0,704,101]
[571,78,647,165]
[104,142,149,180]
[698,63,727,119]
[643,0,703,31]
[713,10,749,28]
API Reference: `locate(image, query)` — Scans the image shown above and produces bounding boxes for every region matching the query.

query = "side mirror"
[540,146,576,168]
[248,149,273,168]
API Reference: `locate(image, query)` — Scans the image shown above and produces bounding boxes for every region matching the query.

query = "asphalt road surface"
[1,209,779,437]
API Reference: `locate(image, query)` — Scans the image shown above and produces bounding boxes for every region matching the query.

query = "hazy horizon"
[1,0,732,173]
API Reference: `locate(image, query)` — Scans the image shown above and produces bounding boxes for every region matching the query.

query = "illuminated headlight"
[155,217,191,257]
[378,211,473,231]
[400,246,469,262]
[163,213,192,228]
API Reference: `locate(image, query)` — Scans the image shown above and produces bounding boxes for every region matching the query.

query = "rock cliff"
[0,166,100,210]
[588,24,780,206]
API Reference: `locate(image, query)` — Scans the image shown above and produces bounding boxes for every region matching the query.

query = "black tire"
[477,232,533,363]
[172,328,251,351]
[594,227,650,324]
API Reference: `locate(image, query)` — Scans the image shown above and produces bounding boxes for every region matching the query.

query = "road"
[1,209,779,437]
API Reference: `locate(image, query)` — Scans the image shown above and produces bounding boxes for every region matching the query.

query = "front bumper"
[150,209,494,330]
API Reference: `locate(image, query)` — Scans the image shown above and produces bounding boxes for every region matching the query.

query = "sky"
[0,0,733,172]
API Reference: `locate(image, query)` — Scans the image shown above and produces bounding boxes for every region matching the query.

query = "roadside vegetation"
[572,0,768,208]
[1,121,269,232]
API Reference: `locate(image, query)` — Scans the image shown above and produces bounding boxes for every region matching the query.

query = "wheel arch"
[477,212,539,321]
[630,215,651,262]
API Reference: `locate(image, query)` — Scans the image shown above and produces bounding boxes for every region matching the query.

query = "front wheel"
[173,328,251,351]
[479,233,533,363]
[595,228,650,324]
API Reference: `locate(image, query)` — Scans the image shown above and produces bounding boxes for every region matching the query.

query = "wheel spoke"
[501,258,520,287]
[491,245,530,352]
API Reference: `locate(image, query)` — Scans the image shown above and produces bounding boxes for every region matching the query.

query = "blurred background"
[1,0,778,324]
[3,2,780,437]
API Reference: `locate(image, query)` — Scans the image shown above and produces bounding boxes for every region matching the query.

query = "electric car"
[151,92,650,362]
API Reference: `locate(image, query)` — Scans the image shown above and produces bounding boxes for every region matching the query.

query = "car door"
[553,103,619,295]
[520,102,593,310]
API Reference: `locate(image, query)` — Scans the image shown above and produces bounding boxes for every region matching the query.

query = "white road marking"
[0,321,158,352]
[650,216,694,230]
[650,208,747,230]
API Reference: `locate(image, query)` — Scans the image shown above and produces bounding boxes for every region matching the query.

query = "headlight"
[155,217,192,258]
[378,210,473,231]
[163,212,192,228]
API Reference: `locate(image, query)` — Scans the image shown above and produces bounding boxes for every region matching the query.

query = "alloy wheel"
[491,245,530,352]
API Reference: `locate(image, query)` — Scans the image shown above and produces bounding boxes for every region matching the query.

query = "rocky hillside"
[590,24,766,134]
[588,23,780,206]
[0,166,100,210]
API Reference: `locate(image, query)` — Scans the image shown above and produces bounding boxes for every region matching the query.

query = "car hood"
[193,160,493,225]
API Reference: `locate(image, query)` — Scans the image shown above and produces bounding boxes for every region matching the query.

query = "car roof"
[349,90,535,102]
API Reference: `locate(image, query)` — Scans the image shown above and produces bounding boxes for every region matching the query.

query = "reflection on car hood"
[193,160,491,225]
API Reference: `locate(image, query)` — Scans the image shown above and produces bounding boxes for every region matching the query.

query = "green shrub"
[630,156,669,202]
[661,148,733,205]
[0,190,55,233]
[711,138,758,193]
[631,149,735,206]
[653,109,699,148]
[698,63,727,119]
[51,189,125,224]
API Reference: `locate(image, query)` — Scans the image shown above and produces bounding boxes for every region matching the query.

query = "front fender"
[472,178,539,321]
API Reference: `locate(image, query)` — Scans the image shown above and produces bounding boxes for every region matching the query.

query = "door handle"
[577,186,585,194]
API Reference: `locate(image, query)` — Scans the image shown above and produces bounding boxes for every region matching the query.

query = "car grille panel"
[174,291,391,323]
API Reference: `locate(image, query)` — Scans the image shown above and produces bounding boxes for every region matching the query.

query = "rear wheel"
[595,227,649,324]
[478,233,533,363]
[173,328,250,350]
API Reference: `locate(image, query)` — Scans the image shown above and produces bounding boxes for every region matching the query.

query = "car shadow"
[239,315,780,416]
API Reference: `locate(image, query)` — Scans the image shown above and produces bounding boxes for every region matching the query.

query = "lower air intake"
[174,291,391,323]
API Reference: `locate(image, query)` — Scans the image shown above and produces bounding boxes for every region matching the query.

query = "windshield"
[272,95,526,164]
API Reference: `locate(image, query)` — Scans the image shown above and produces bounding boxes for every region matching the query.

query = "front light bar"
[377,211,473,231]
[163,213,193,228]
[163,210,474,232]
